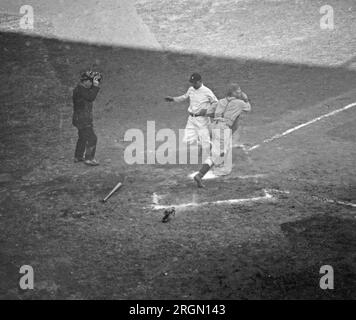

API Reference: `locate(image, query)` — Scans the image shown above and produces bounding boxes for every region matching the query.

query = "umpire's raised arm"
[76,85,100,102]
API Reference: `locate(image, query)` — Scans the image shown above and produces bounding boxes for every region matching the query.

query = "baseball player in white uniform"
[165,73,218,157]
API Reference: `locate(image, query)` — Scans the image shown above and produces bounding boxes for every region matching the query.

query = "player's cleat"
[194,173,205,188]
[84,159,100,166]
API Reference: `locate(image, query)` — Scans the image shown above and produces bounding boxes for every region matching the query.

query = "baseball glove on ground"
[162,207,176,223]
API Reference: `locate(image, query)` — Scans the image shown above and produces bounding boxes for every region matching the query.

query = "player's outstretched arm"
[165,89,190,103]
[165,96,174,102]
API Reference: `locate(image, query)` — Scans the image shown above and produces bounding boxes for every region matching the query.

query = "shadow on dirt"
[278,215,356,299]
[242,214,356,299]
[147,214,356,299]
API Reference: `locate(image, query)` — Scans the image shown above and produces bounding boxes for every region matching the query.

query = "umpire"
[72,71,101,166]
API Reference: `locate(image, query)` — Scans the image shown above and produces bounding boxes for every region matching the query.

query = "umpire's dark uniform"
[72,83,100,162]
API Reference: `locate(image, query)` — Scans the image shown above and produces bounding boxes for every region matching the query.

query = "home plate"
[188,171,218,180]
[150,189,278,210]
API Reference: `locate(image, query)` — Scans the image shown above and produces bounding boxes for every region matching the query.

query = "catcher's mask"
[80,70,103,82]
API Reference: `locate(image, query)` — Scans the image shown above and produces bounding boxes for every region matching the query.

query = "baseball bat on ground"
[101,182,122,203]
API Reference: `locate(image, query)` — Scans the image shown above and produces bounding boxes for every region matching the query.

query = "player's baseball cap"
[227,83,241,96]
[189,73,202,83]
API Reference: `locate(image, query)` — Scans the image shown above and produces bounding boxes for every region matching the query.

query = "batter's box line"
[149,189,286,211]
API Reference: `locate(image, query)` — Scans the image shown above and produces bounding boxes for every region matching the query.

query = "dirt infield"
[0,1,356,299]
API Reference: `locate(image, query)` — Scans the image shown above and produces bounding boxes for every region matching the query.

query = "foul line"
[150,188,355,211]
[188,171,268,180]
[237,102,356,151]
[150,189,276,210]
[312,196,356,208]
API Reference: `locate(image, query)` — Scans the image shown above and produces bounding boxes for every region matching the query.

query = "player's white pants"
[183,115,211,150]
[205,121,233,176]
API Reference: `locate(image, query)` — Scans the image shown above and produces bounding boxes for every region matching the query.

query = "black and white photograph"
[0,0,355,303]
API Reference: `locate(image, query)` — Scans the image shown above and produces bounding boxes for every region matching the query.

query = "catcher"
[193,83,251,188]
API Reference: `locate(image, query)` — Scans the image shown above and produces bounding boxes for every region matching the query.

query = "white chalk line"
[237,174,268,179]
[188,171,268,180]
[270,189,355,209]
[150,189,277,210]
[312,196,356,208]
[234,102,356,151]
[150,188,355,211]
[152,192,161,205]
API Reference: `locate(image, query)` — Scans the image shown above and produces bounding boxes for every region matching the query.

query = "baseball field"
[0,0,356,299]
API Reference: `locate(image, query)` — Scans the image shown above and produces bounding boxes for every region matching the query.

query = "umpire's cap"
[80,70,92,81]
[189,73,202,83]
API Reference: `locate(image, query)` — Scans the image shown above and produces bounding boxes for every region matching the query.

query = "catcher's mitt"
[162,207,175,223]
[81,70,103,82]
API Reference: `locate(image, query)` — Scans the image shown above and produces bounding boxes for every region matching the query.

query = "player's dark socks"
[194,174,204,188]
[199,163,211,177]
[194,163,211,188]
